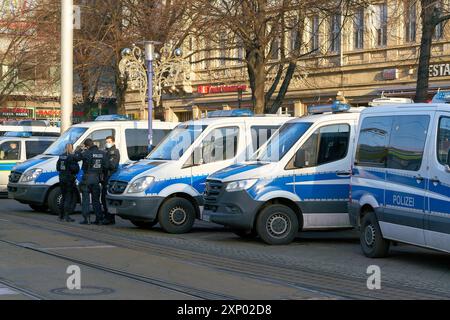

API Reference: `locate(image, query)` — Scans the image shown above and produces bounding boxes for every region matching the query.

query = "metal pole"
[147,58,154,151]
[61,0,73,133]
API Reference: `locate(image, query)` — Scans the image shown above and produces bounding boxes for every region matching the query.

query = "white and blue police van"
[8,116,177,215]
[350,97,450,257]
[202,102,363,245]
[0,133,57,194]
[106,110,292,234]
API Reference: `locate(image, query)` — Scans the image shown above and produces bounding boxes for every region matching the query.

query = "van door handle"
[431,177,441,184]
[414,175,424,182]
[336,171,351,177]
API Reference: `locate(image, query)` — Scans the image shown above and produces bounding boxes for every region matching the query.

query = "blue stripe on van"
[0,163,17,171]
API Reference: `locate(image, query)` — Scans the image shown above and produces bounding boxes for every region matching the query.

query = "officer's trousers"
[80,176,102,222]
[59,175,77,219]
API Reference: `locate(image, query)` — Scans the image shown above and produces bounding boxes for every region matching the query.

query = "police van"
[106,110,292,234]
[350,101,450,257]
[202,102,363,245]
[0,133,57,194]
[0,125,60,137]
[8,117,176,214]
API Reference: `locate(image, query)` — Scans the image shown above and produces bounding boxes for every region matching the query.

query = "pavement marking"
[0,288,19,296]
[0,219,10,222]
[40,245,116,251]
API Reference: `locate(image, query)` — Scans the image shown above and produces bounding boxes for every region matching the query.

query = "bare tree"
[189,0,369,114]
[416,0,450,102]
[0,0,59,107]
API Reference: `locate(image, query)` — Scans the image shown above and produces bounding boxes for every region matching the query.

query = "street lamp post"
[61,0,73,133]
[143,41,160,152]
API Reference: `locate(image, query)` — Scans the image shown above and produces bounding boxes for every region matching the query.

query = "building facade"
[152,0,450,122]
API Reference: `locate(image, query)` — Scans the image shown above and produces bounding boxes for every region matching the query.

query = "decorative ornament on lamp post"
[119,42,192,150]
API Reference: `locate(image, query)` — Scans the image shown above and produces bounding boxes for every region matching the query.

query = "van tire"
[131,220,157,229]
[48,187,63,216]
[29,204,48,212]
[360,211,390,258]
[232,229,257,239]
[158,197,196,234]
[256,205,298,245]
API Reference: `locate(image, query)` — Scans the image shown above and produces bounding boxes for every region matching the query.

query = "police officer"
[75,139,106,225]
[101,136,120,225]
[56,143,79,222]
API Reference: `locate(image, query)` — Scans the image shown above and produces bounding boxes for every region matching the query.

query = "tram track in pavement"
[2,212,450,300]
[0,278,46,300]
[0,238,238,300]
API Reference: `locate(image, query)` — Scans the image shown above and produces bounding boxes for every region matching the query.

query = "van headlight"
[127,176,155,194]
[226,179,258,192]
[21,169,43,183]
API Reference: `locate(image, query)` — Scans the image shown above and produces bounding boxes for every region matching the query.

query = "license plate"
[109,207,118,215]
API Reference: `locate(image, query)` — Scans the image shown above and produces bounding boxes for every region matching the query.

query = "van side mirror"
[294,149,307,168]
[193,146,204,166]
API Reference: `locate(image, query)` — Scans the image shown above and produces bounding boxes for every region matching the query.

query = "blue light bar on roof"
[207,109,254,118]
[308,101,351,114]
[95,114,129,121]
[4,132,32,138]
[432,91,450,103]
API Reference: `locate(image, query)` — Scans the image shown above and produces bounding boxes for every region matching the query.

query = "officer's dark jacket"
[74,145,107,176]
[105,145,120,177]
[56,153,80,176]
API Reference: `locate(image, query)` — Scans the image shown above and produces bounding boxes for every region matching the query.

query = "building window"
[290,28,299,52]
[330,14,341,52]
[434,1,445,40]
[219,34,226,66]
[374,3,388,47]
[236,37,245,62]
[405,1,416,42]
[270,37,281,60]
[354,8,364,49]
[311,15,320,52]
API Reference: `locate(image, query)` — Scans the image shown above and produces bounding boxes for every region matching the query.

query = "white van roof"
[362,103,450,115]
[287,108,364,124]
[71,120,178,130]
[0,125,60,134]
[182,116,293,127]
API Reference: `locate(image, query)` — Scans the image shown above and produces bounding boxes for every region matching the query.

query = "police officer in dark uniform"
[75,139,106,225]
[101,136,120,225]
[56,143,79,222]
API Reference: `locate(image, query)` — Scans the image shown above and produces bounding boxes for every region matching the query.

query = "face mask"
[106,143,113,149]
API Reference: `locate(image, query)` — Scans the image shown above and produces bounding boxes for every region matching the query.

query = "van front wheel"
[158,197,196,234]
[256,205,298,245]
[48,187,63,216]
[360,211,390,258]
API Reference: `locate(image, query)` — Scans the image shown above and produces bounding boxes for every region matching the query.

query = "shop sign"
[429,64,450,77]
[0,107,33,118]
[35,109,84,118]
[198,85,248,95]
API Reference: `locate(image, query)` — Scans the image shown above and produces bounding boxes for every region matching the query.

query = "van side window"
[0,141,20,161]
[299,124,350,167]
[125,129,170,161]
[86,129,115,150]
[201,127,239,164]
[387,115,430,171]
[437,117,450,165]
[25,140,53,159]
[250,126,278,153]
[356,117,392,167]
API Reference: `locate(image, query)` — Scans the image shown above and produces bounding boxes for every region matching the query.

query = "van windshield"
[252,122,312,163]
[147,124,208,161]
[44,127,88,156]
